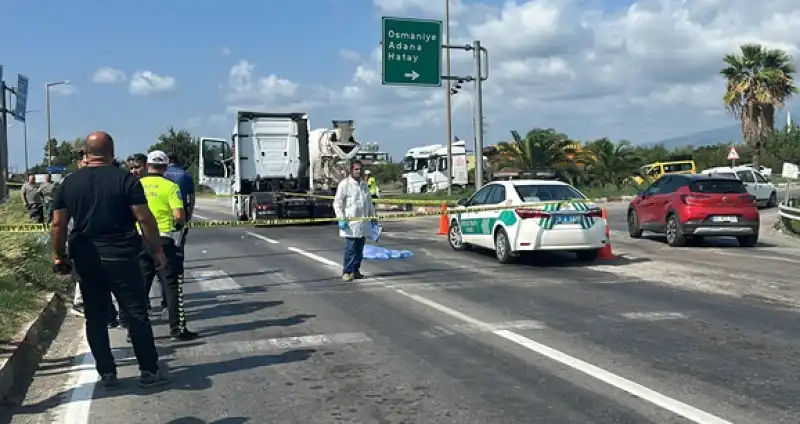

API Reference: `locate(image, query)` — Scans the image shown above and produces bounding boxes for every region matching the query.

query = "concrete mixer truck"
[197,111,360,222]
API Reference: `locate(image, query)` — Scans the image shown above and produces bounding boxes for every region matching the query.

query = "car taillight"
[516,209,548,219]
[585,209,603,218]
[680,194,711,205]
[256,204,275,210]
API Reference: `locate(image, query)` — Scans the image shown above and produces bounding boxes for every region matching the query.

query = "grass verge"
[0,194,70,342]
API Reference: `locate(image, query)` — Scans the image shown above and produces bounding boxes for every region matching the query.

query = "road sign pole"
[444,1,452,196]
[473,40,485,190]
[0,69,8,200]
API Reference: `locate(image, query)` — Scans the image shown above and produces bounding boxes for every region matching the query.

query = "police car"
[447,178,608,263]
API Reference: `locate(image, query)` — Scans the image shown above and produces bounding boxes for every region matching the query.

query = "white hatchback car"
[447,180,609,263]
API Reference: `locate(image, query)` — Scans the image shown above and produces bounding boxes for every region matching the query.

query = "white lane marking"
[193,213,209,220]
[189,269,243,293]
[494,329,730,424]
[619,311,688,321]
[287,246,340,268]
[421,320,547,338]
[113,333,371,360]
[58,337,97,424]
[247,231,280,244]
[289,246,733,424]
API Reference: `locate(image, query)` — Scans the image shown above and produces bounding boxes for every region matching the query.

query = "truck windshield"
[514,184,586,202]
[427,157,438,172]
[403,157,426,172]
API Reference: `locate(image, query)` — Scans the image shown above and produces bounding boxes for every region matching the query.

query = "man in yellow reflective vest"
[365,169,379,199]
[136,150,199,341]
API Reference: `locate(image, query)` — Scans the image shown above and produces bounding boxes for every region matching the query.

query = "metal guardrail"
[778,199,800,235]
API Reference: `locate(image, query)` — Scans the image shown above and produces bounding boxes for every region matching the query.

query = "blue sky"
[3,0,387,170]
[4,0,797,172]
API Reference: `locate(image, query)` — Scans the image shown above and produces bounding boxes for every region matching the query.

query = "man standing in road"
[138,150,199,341]
[164,152,195,246]
[334,160,377,281]
[50,131,169,388]
[365,169,379,200]
[39,174,56,224]
[21,174,44,223]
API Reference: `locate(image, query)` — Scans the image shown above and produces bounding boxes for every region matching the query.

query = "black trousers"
[70,242,160,375]
[26,203,44,223]
[139,236,186,335]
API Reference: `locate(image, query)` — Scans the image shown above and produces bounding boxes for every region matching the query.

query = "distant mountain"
[647,125,742,149]
[648,109,797,150]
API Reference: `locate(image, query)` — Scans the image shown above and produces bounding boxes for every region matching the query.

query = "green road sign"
[381,17,442,87]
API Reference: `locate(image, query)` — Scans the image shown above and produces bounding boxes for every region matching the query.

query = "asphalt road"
[4,198,800,423]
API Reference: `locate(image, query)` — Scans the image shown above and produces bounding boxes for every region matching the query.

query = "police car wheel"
[494,228,514,263]
[448,221,467,251]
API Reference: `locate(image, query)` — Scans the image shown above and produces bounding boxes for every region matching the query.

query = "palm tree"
[583,138,641,188]
[721,43,798,169]
[492,128,570,168]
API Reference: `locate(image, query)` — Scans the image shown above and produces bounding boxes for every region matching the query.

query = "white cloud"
[92,67,126,84]
[220,60,328,114]
[312,0,800,148]
[129,71,177,96]
[340,49,361,62]
[49,84,77,97]
[221,46,232,56]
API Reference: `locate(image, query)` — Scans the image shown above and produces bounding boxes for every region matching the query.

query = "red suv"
[627,174,759,247]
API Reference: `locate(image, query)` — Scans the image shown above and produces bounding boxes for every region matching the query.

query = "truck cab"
[426,141,468,192]
[199,111,336,222]
[401,144,442,194]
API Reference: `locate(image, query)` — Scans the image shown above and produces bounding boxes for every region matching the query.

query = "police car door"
[458,184,496,246]
[472,184,508,249]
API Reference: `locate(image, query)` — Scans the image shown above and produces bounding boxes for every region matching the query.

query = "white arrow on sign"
[404,70,420,81]
[727,146,740,160]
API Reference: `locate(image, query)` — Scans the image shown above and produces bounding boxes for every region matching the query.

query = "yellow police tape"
[200,193,452,206]
[275,192,454,206]
[0,201,604,233]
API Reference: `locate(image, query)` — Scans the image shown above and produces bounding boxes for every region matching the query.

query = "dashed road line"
[247,231,280,244]
[421,320,547,338]
[618,311,689,321]
[189,269,244,293]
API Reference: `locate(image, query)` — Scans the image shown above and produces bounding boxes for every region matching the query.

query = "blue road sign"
[47,165,67,174]
[14,74,28,122]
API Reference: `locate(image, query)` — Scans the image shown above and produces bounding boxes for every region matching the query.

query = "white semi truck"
[401,144,442,194]
[198,111,360,221]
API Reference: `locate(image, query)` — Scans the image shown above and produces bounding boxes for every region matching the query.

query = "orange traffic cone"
[598,207,616,259]
[437,202,449,235]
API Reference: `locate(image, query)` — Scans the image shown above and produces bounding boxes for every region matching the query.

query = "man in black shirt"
[51,131,170,388]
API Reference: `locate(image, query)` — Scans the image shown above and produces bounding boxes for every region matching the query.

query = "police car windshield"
[514,184,586,202]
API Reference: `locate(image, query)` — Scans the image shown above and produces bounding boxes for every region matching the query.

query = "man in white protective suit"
[334,160,377,281]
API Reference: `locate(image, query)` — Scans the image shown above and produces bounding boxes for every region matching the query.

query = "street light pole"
[45,80,70,167]
[45,86,50,166]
